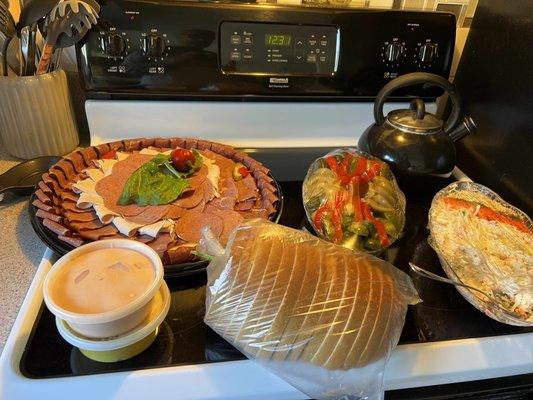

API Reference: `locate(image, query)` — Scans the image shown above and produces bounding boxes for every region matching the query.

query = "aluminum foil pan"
[428,181,533,326]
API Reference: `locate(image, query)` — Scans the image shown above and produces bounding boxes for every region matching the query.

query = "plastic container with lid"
[43,239,164,338]
[56,280,171,362]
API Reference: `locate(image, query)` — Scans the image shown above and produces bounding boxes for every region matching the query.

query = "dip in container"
[43,239,164,338]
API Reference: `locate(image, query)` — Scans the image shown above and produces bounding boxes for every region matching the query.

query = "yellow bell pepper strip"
[361,201,390,247]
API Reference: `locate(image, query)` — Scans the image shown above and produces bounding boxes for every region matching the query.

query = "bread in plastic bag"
[303,148,406,253]
[429,181,533,326]
[203,219,420,400]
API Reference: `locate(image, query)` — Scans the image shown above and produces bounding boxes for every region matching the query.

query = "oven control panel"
[220,22,339,76]
[77,1,456,99]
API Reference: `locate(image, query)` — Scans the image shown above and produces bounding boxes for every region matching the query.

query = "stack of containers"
[43,239,170,362]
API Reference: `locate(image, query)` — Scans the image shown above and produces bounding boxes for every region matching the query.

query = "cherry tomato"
[171,148,195,172]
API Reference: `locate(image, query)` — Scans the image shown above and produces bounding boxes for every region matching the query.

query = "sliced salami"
[126,205,170,225]
[37,181,52,195]
[211,209,244,245]
[188,200,205,214]
[34,189,51,205]
[62,201,88,213]
[166,205,185,220]
[60,191,79,202]
[67,219,106,231]
[236,174,258,202]
[78,224,119,240]
[188,165,208,188]
[234,198,255,211]
[32,199,53,212]
[63,210,98,222]
[58,235,84,247]
[238,208,269,220]
[164,243,196,264]
[56,159,78,180]
[146,233,173,257]
[65,151,88,173]
[43,219,70,236]
[173,186,204,209]
[36,209,62,223]
[208,196,236,210]
[174,212,223,243]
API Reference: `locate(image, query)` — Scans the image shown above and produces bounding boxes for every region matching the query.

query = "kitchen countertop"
[0,146,46,353]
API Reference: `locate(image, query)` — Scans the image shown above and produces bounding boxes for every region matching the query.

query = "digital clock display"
[265,34,292,46]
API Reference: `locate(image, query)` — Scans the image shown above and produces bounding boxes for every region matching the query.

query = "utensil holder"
[0,69,79,159]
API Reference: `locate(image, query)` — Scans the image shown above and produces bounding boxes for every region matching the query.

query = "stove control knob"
[384,42,404,62]
[102,33,126,57]
[144,34,166,58]
[418,42,439,63]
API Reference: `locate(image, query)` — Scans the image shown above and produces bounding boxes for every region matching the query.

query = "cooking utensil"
[37,0,99,75]
[0,1,16,76]
[0,156,61,200]
[24,23,38,75]
[409,261,532,327]
[409,262,496,302]
[18,0,60,75]
[358,72,476,176]
[17,0,59,31]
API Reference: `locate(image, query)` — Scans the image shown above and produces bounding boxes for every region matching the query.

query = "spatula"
[36,0,98,75]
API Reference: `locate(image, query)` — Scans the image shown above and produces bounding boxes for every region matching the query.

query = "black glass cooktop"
[20,180,532,380]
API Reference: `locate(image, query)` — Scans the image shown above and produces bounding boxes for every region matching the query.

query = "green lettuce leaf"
[118,154,189,206]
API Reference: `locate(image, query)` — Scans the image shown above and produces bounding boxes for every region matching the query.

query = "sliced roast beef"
[32,199,53,212]
[78,224,119,240]
[43,219,70,236]
[58,235,84,247]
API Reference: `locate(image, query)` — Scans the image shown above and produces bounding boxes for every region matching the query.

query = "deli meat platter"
[20,176,531,390]
[28,138,282,276]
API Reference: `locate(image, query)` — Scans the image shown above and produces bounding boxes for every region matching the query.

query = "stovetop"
[19,180,532,380]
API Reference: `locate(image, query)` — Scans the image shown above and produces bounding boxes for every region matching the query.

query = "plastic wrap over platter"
[429,181,533,326]
[302,148,406,254]
[204,220,420,400]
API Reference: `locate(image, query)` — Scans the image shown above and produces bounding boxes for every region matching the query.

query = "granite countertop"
[0,147,46,353]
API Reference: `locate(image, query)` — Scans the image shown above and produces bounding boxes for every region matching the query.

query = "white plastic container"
[56,281,171,362]
[43,239,164,338]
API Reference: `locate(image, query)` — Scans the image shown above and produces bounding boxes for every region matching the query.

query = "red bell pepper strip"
[354,156,367,177]
[313,202,330,232]
[331,193,346,243]
[361,201,390,247]
[325,156,339,174]
[238,166,250,178]
[351,177,363,222]
[443,197,530,234]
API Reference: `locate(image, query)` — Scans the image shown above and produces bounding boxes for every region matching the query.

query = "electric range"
[2,175,532,399]
[1,2,532,399]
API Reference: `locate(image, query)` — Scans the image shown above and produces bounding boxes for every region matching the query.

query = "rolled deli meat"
[204,219,420,400]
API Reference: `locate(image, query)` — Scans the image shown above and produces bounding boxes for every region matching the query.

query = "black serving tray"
[0,156,61,197]
[28,173,283,278]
